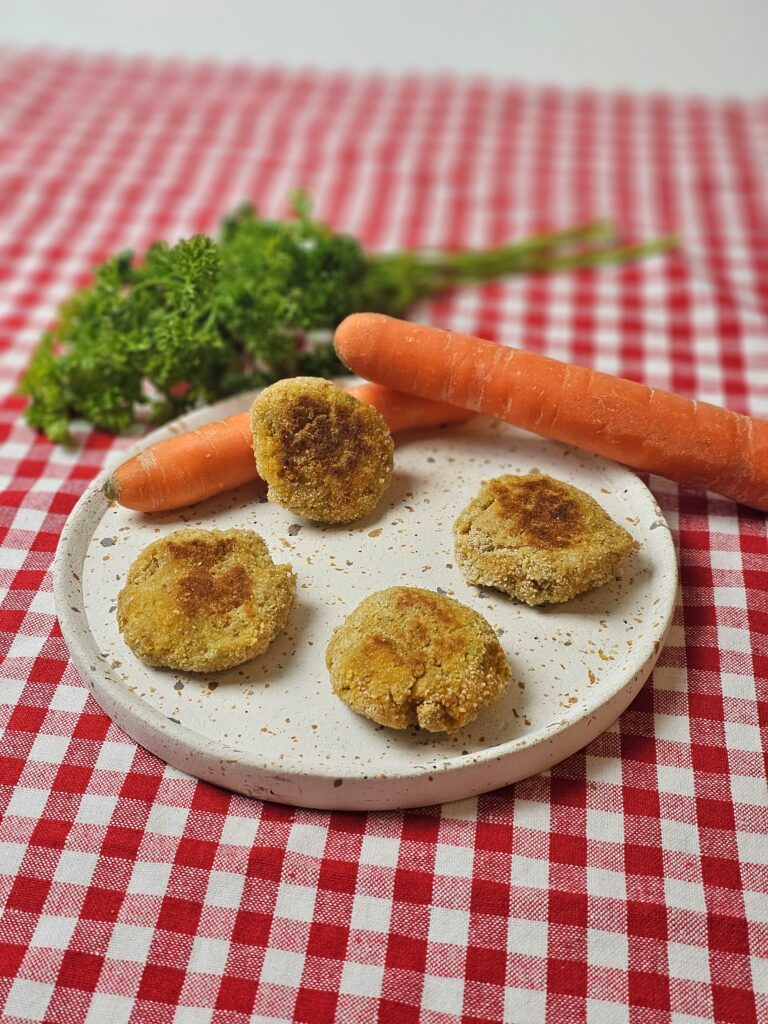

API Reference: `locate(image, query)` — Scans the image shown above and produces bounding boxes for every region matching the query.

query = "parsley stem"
[511,234,680,272]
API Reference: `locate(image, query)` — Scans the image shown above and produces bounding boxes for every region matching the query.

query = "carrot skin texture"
[334,313,768,511]
[106,382,472,512]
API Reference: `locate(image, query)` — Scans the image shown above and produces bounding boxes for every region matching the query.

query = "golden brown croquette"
[454,473,635,606]
[250,377,394,523]
[326,586,510,732]
[117,528,295,672]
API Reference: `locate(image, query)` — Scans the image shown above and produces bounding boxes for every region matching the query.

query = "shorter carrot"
[104,412,255,514]
[348,382,473,433]
[104,382,473,513]
[334,313,768,512]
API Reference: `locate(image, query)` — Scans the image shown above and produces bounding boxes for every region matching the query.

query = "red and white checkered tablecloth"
[0,46,767,1024]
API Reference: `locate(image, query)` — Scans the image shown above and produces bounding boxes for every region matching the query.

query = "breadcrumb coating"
[250,377,394,523]
[454,473,635,606]
[326,586,510,732]
[117,528,296,671]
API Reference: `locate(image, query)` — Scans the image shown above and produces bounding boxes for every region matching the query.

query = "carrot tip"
[103,476,119,502]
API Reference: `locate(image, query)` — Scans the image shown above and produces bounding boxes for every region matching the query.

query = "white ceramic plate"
[54,389,678,810]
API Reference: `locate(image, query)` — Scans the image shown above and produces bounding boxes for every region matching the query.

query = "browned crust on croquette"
[326,586,510,732]
[454,473,636,606]
[250,377,394,523]
[117,528,296,672]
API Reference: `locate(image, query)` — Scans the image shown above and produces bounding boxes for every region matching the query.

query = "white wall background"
[2,0,767,94]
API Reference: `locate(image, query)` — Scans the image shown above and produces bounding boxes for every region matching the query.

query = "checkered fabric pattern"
[0,47,766,1024]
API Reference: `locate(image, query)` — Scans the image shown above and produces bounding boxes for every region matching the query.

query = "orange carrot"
[348,382,472,433]
[104,382,473,513]
[334,313,768,511]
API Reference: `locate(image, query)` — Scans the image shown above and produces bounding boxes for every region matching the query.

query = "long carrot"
[104,383,473,513]
[334,313,768,512]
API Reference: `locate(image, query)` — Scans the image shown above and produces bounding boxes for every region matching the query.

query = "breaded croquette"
[454,473,635,606]
[117,528,295,672]
[250,377,394,523]
[326,586,510,732]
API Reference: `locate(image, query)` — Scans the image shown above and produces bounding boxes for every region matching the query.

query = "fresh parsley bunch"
[20,195,675,442]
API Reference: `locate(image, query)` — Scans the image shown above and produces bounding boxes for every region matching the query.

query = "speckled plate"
[54,389,678,810]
